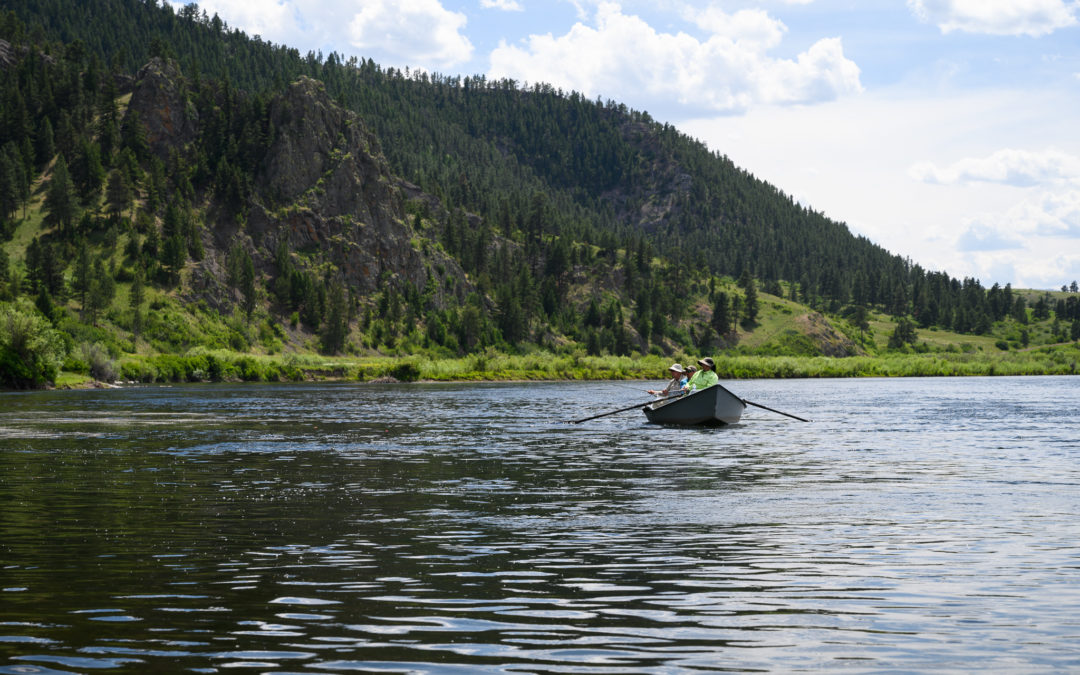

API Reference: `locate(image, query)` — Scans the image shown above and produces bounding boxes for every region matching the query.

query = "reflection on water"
[1,377,1079,673]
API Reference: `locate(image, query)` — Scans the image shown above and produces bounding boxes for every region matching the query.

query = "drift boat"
[642,384,746,425]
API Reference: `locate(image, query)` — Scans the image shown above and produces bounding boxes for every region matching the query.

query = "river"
[1,377,1078,673]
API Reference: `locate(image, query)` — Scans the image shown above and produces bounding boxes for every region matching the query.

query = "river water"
[1,377,1078,673]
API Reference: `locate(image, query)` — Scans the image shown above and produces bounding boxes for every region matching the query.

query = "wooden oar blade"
[567,392,682,424]
[743,399,811,422]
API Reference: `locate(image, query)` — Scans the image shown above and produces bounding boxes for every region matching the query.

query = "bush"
[390,361,421,382]
[81,342,118,382]
[0,301,67,388]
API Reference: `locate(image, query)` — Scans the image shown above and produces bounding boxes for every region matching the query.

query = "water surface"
[1,377,1078,673]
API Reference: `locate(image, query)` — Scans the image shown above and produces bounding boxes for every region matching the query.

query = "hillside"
[1,2,1079,387]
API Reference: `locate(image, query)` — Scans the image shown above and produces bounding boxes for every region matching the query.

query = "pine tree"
[0,151,20,224]
[35,117,55,168]
[887,317,918,349]
[43,156,79,233]
[1012,297,1028,324]
[130,265,145,339]
[240,252,256,316]
[72,139,105,207]
[73,242,92,318]
[738,273,759,329]
[320,280,348,354]
[85,258,115,325]
[710,291,731,339]
[105,168,132,220]
[161,232,187,284]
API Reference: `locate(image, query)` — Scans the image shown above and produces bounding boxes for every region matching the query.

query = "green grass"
[68,342,1075,387]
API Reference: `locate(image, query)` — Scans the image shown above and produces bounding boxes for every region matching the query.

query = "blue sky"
[173,0,1080,289]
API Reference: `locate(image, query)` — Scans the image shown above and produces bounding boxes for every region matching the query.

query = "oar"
[567,393,683,424]
[742,399,811,422]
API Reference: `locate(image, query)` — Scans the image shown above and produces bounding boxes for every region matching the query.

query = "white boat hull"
[642,384,745,425]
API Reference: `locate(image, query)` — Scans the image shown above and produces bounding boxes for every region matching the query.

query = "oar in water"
[742,399,811,422]
[567,393,682,424]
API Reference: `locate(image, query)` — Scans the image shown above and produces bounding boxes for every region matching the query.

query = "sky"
[170,0,1080,289]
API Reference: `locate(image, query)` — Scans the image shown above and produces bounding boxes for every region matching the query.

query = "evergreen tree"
[496,284,527,345]
[240,252,256,316]
[161,232,187,284]
[71,139,105,207]
[35,287,57,324]
[121,108,150,161]
[710,291,731,339]
[43,155,79,233]
[0,151,20,224]
[1012,297,1028,324]
[105,168,132,220]
[887,317,918,349]
[73,242,92,318]
[852,305,870,333]
[35,117,55,168]
[738,271,759,329]
[320,279,348,354]
[85,258,115,325]
[130,265,145,339]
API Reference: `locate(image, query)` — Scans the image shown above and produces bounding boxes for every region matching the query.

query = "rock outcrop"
[127,58,198,158]
[247,76,459,296]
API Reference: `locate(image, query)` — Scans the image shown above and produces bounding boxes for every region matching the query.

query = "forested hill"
[4,0,1077,387]
[1,0,911,295]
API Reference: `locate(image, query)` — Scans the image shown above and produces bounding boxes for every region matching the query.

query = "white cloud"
[487,3,861,113]
[688,7,786,49]
[907,0,1078,37]
[168,0,293,43]
[1011,189,1080,237]
[951,188,1080,285]
[910,149,1080,186]
[348,0,473,68]
[956,222,1024,251]
[481,0,524,10]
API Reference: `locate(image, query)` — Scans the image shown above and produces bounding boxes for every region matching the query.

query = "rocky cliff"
[248,77,448,296]
[128,62,467,309]
[127,58,199,157]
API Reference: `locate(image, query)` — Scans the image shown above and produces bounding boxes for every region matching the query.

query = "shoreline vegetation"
[49,345,1080,389]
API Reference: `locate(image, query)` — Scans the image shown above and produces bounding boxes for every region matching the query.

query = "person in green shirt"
[684,357,719,391]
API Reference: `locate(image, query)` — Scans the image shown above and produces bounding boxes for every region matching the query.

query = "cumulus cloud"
[167,0,294,43]
[955,188,1080,270]
[487,3,861,113]
[481,0,524,10]
[956,222,1024,251]
[907,0,1078,37]
[348,0,473,68]
[910,149,1080,187]
[1017,189,1080,236]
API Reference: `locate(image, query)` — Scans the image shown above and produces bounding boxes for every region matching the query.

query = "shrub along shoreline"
[47,344,1080,388]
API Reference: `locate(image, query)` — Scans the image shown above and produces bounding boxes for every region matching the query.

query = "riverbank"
[42,343,1080,389]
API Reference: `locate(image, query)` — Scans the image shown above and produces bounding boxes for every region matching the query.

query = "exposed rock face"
[127,57,198,158]
[245,76,448,296]
[126,63,467,307]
